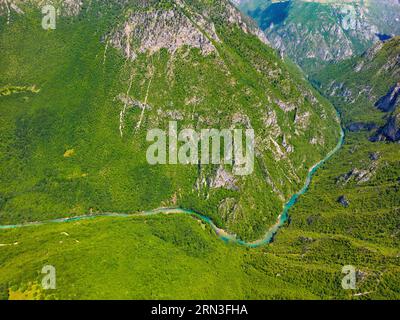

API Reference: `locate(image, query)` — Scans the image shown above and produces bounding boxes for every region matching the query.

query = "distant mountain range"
[236,0,400,74]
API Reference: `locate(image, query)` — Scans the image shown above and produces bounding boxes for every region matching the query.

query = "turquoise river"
[0,125,345,248]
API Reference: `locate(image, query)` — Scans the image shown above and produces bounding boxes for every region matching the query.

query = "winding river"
[0,125,345,248]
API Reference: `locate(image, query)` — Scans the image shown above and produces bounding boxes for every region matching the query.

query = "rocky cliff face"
[109,9,217,61]
[237,0,400,74]
[106,0,270,62]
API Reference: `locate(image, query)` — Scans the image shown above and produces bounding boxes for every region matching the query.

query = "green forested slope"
[2,1,398,301]
[0,0,339,240]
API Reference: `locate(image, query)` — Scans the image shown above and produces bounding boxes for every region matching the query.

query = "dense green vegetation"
[0,0,339,241]
[0,212,398,300]
[1,208,398,299]
[1,1,398,300]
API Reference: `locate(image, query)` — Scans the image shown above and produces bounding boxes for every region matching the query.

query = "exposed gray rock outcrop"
[109,9,217,61]
[62,0,82,16]
[336,163,378,186]
[209,166,238,191]
[275,99,296,113]
[117,93,151,111]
